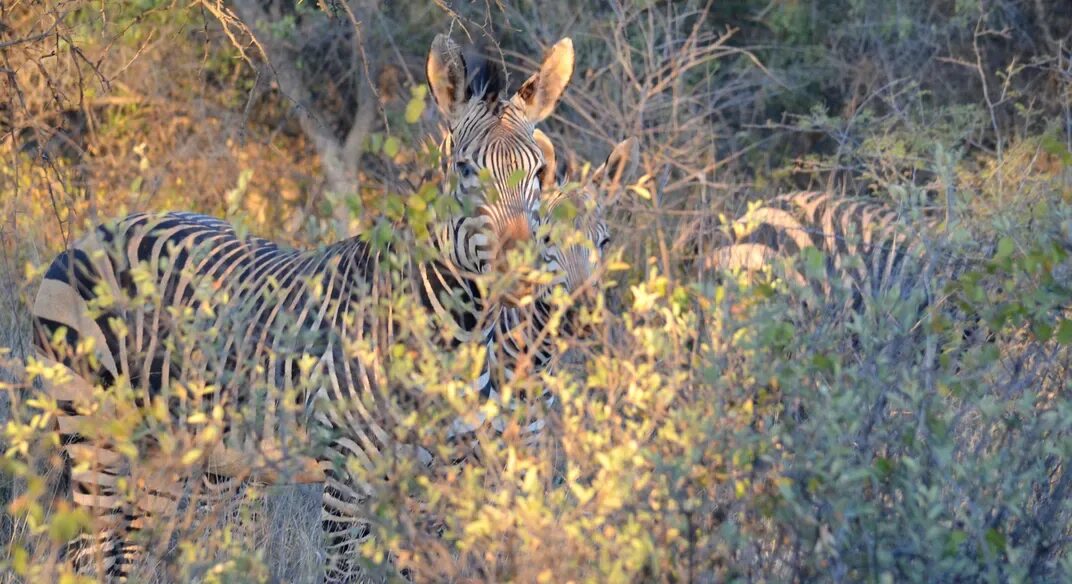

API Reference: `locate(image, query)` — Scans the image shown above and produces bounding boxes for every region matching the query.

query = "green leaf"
[406,194,427,212]
[384,193,405,220]
[405,96,425,124]
[995,237,1015,261]
[366,132,383,154]
[9,545,27,575]
[802,246,826,278]
[552,199,577,221]
[383,136,401,158]
[506,168,527,189]
[629,185,652,200]
[812,353,835,374]
[1033,321,1054,342]
[985,528,1006,553]
[1041,134,1072,166]
[945,530,968,557]
[49,508,90,543]
[873,457,894,479]
[1056,319,1072,344]
[345,194,363,217]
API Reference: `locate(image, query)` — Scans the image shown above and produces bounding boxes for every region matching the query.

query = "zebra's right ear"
[533,129,557,190]
[427,34,468,120]
[590,137,640,203]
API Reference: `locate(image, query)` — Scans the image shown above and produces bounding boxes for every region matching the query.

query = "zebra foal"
[493,137,640,398]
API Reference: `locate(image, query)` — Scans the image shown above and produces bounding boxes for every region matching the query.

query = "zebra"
[30,33,575,582]
[493,137,640,393]
[703,190,950,324]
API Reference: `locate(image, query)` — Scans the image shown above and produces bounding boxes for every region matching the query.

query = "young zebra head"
[426,35,573,279]
[537,136,640,304]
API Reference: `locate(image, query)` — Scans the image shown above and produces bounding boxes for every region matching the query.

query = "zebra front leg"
[319,458,380,583]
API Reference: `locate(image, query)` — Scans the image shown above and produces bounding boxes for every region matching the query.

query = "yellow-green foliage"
[3,1,1072,582]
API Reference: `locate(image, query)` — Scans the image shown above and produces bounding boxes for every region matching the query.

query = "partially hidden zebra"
[30,34,576,582]
[703,191,957,335]
[490,137,640,437]
[490,137,634,392]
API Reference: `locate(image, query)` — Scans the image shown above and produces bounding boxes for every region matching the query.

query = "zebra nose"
[497,216,532,269]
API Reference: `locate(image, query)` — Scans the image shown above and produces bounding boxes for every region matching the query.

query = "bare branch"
[199,0,361,236]
[0,17,61,50]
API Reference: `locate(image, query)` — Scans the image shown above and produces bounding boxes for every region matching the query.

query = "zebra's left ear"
[590,137,640,203]
[533,129,557,190]
[514,38,574,123]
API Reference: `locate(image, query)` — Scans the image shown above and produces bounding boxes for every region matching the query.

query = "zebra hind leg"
[63,440,192,581]
[320,464,383,584]
[317,444,445,583]
[62,441,148,580]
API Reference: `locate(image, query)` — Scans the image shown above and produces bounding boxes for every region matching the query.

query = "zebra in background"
[703,190,952,326]
[31,33,575,582]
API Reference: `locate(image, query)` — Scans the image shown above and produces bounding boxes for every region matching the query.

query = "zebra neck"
[321,223,496,403]
[314,232,490,345]
[418,222,498,402]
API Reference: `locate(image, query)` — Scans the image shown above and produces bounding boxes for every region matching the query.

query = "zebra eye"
[598,237,610,251]
[455,161,477,179]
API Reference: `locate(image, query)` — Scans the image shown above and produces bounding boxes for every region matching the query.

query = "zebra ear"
[533,129,557,190]
[590,137,640,203]
[514,38,574,123]
[557,145,580,185]
[427,34,468,120]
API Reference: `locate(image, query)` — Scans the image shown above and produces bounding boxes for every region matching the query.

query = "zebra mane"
[462,47,507,105]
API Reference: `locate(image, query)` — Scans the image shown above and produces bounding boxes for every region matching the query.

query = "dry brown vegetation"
[3,0,1072,581]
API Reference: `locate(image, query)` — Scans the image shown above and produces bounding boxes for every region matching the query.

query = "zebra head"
[538,136,640,303]
[426,34,573,277]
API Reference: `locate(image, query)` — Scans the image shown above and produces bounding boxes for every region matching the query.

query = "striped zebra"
[493,137,640,395]
[704,191,950,327]
[30,34,575,582]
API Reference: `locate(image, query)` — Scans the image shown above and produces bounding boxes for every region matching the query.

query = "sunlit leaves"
[405,86,427,124]
[383,136,401,158]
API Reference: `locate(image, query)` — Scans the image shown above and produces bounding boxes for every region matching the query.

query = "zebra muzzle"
[492,215,537,305]
[496,215,533,261]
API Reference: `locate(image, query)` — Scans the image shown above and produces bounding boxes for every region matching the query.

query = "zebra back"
[705,191,948,317]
